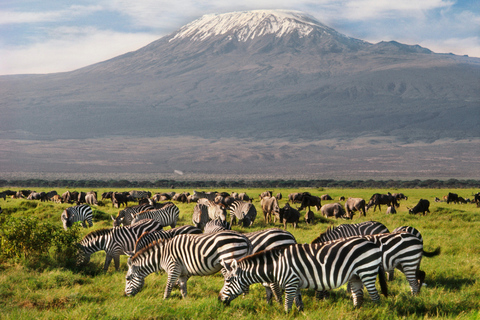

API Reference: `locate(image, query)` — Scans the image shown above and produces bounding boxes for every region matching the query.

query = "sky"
[1,0,479,75]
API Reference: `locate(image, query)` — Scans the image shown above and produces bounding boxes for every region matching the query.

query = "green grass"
[0,187,479,319]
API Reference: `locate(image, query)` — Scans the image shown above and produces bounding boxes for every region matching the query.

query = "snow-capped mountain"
[1,10,479,178]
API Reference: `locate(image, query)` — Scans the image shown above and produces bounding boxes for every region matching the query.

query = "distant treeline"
[1,178,479,189]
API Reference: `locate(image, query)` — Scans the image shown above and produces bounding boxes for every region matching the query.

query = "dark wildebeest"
[260,196,280,225]
[238,193,251,202]
[27,192,47,201]
[172,192,188,203]
[304,210,315,224]
[85,191,98,205]
[408,199,430,215]
[344,197,366,218]
[288,192,304,204]
[366,193,398,212]
[320,194,333,201]
[298,193,322,212]
[278,203,300,230]
[112,192,129,208]
[320,203,349,219]
[446,192,459,204]
[152,193,172,202]
[259,190,273,199]
[102,192,113,201]
[386,206,396,214]
[393,193,408,201]
[475,193,480,207]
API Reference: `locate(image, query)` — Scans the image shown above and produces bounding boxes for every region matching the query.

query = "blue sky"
[1,0,479,75]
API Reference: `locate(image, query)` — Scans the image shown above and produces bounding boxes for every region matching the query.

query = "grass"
[0,187,479,319]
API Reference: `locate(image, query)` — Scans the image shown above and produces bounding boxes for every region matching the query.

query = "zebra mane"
[131,238,167,261]
[81,228,112,241]
[311,225,335,244]
[135,231,152,249]
[237,245,290,263]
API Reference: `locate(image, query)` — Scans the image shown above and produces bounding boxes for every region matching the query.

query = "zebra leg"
[177,276,189,298]
[283,281,300,312]
[294,289,304,311]
[416,270,426,293]
[315,290,329,300]
[404,268,421,295]
[104,254,113,271]
[164,266,181,299]
[348,276,365,307]
[387,270,395,281]
[264,282,282,304]
[82,221,88,228]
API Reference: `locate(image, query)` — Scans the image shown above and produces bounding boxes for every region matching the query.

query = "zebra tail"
[378,265,388,298]
[423,246,441,257]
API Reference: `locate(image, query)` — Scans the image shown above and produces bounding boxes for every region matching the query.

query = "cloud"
[0,5,103,25]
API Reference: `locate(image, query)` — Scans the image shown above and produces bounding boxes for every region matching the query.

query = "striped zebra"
[111,203,155,227]
[219,237,388,312]
[203,219,231,233]
[124,231,252,298]
[61,204,93,230]
[392,226,423,241]
[130,204,180,228]
[77,219,164,271]
[133,225,202,253]
[312,221,389,243]
[192,200,226,230]
[229,200,257,227]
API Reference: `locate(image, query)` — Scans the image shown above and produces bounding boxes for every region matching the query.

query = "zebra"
[192,202,209,230]
[312,221,389,243]
[219,237,388,312]
[61,204,93,230]
[229,200,257,227]
[111,203,155,227]
[133,225,202,253]
[392,226,423,242]
[124,230,252,298]
[77,219,164,271]
[130,204,180,228]
[203,219,231,233]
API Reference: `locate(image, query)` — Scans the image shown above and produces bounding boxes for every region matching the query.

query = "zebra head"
[218,259,246,306]
[124,258,145,297]
[112,211,125,227]
[61,208,73,230]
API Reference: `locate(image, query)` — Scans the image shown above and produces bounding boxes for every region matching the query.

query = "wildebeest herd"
[2,188,478,313]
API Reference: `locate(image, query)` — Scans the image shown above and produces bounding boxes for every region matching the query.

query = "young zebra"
[229,200,257,227]
[133,225,202,253]
[77,219,164,271]
[130,204,180,228]
[111,204,155,227]
[124,231,252,298]
[203,219,231,233]
[313,220,389,242]
[61,204,93,230]
[219,237,388,312]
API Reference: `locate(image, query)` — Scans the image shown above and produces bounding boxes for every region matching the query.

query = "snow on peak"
[169,10,330,42]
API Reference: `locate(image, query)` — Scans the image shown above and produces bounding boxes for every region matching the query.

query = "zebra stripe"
[219,237,387,312]
[203,219,231,233]
[134,225,202,253]
[392,226,423,242]
[130,204,180,228]
[312,221,389,243]
[61,204,93,230]
[125,231,252,298]
[229,200,257,227]
[112,204,155,227]
[78,219,164,270]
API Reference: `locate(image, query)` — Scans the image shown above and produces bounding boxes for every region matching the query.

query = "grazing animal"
[446,192,459,204]
[124,231,252,298]
[386,206,396,214]
[238,192,251,202]
[320,194,333,200]
[288,192,304,204]
[278,203,300,230]
[260,196,280,225]
[312,221,390,243]
[133,225,202,253]
[344,197,366,217]
[408,199,430,215]
[111,204,155,227]
[112,192,130,208]
[0,192,6,201]
[192,202,210,230]
[320,203,348,219]
[219,237,388,312]
[77,219,165,271]
[304,210,315,224]
[85,191,98,205]
[61,205,93,230]
[192,190,217,202]
[298,194,322,212]
[229,200,257,227]
[393,193,408,201]
[130,204,180,228]
[205,200,227,222]
[27,192,47,201]
[259,191,273,199]
[366,193,399,212]
[128,190,151,200]
[203,219,231,233]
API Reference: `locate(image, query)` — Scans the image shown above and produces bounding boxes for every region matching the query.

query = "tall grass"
[0,187,479,319]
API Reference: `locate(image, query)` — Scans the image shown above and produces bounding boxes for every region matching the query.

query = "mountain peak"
[169,10,334,42]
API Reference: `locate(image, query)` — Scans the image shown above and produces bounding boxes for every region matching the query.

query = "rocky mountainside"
[1,10,479,178]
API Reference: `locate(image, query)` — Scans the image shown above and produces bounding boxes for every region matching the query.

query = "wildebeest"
[172,192,189,203]
[259,191,273,199]
[192,190,217,202]
[386,206,396,214]
[366,193,398,212]
[238,192,251,202]
[320,203,349,219]
[344,197,366,218]
[304,210,314,224]
[408,199,430,215]
[288,192,304,204]
[475,192,480,207]
[77,192,87,205]
[85,191,98,205]
[260,196,280,225]
[129,190,151,200]
[112,192,129,208]
[392,193,408,201]
[298,193,322,212]
[278,203,300,230]
[27,192,47,201]
[320,194,332,201]
[446,192,459,204]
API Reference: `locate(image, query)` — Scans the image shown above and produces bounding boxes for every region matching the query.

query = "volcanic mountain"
[1,10,479,179]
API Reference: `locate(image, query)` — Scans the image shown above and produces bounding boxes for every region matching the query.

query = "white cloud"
[0,29,159,75]
[0,5,103,24]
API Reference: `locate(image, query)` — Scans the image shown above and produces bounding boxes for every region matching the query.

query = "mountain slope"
[1,10,479,178]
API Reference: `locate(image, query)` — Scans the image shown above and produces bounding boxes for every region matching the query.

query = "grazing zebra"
[133,225,202,253]
[219,237,388,312]
[203,219,231,233]
[192,202,209,230]
[229,200,257,227]
[61,204,93,230]
[111,204,155,227]
[130,204,180,228]
[124,231,252,298]
[312,221,389,243]
[77,219,164,271]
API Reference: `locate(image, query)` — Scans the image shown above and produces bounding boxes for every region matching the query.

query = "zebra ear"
[220,259,229,269]
[231,259,238,272]
[126,251,134,257]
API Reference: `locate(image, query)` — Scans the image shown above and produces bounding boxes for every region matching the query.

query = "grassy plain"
[0,187,479,319]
